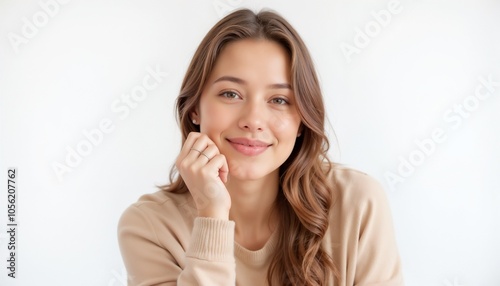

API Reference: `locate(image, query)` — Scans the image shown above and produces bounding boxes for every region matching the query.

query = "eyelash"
[218,90,290,105]
[219,90,241,99]
[270,97,289,105]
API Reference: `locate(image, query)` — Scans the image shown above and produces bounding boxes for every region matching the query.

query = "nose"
[238,99,265,132]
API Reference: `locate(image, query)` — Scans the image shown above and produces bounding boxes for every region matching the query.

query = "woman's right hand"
[175,132,231,220]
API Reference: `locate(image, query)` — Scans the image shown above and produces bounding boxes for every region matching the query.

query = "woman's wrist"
[198,206,230,220]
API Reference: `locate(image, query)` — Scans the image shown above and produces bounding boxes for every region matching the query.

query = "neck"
[226,171,279,249]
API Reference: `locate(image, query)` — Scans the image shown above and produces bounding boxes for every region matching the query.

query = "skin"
[176,39,302,249]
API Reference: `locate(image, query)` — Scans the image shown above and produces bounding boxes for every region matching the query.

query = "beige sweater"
[118,167,404,285]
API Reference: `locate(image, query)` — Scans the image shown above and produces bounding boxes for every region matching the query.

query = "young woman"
[118,8,404,286]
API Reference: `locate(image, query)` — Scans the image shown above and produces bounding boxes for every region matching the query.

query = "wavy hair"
[160,8,339,285]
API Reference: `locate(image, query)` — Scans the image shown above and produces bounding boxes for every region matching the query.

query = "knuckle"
[209,145,218,153]
[178,159,189,171]
[200,167,210,176]
[187,164,197,173]
[187,131,199,141]
[209,155,220,163]
[199,133,213,143]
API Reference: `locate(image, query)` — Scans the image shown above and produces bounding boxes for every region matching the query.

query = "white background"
[1,0,499,285]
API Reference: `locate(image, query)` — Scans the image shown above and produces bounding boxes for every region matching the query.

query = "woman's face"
[193,39,302,181]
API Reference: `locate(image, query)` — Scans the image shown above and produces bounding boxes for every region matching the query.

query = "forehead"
[208,39,292,83]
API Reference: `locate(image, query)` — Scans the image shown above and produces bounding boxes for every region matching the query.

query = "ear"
[297,124,304,137]
[190,109,200,125]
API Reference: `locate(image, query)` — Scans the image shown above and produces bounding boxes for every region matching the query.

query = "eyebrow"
[213,76,292,90]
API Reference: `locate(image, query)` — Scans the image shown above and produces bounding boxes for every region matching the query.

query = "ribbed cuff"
[187,217,235,262]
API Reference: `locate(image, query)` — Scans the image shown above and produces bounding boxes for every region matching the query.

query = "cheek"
[199,102,221,127]
[199,103,231,142]
[270,113,300,137]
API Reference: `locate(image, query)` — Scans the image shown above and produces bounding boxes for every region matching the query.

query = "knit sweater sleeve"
[117,203,236,286]
[332,169,404,286]
[352,174,404,286]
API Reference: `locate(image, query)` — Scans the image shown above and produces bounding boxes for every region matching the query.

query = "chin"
[229,169,265,181]
[227,162,273,181]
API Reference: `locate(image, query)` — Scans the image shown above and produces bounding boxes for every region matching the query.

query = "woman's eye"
[270,97,289,105]
[220,91,240,99]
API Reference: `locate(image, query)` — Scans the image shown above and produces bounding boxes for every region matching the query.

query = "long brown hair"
[161,8,339,285]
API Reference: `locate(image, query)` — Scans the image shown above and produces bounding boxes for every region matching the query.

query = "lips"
[226,138,271,156]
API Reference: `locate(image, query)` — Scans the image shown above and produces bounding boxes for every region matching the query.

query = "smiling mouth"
[230,142,269,147]
[226,138,271,156]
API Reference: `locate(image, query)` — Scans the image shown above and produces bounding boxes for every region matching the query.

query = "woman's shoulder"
[131,188,193,210]
[324,163,389,209]
[323,164,404,285]
[118,188,197,231]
